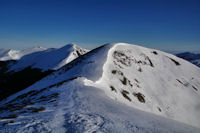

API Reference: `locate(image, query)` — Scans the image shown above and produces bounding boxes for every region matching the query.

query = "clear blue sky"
[0,0,200,52]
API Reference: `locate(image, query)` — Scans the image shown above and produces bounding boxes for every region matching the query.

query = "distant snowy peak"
[52,43,88,70]
[0,49,19,61]
[9,44,88,71]
[0,46,46,61]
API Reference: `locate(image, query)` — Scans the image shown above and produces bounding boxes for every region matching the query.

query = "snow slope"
[0,46,46,61]
[94,43,200,127]
[8,44,88,71]
[0,43,200,132]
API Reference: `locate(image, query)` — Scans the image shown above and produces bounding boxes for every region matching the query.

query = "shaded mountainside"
[176,52,200,67]
[0,64,54,101]
[0,43,200,132]
[0,44,87,101]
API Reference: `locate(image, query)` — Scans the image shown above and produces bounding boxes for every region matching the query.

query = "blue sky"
[0,0,200,52]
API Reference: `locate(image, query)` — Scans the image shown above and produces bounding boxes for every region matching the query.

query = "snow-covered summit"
[0,43,200,132]
[94,43,200,127]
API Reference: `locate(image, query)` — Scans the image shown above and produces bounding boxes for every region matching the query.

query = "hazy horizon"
[0,42,200,54]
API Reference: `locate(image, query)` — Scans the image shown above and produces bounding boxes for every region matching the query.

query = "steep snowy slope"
[0,43,199,132]
[94,43,200,128]
[0,46,46,61]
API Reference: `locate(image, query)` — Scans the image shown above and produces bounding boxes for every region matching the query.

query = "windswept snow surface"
[0,46,46,61]
[8,44,88,71]
[0,43,200,132]
[95,43,200,128]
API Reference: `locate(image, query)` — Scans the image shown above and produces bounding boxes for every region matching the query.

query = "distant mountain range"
[176,52,200,67]
[0,43,199,132]
[0,46,46,61]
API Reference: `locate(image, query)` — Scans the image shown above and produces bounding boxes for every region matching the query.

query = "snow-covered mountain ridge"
[0,43,199,132]
[94,43,200,127]
[0,44,88,101]
[0,46,46,61]
[0,44,88,71]
[7,44,88,72]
